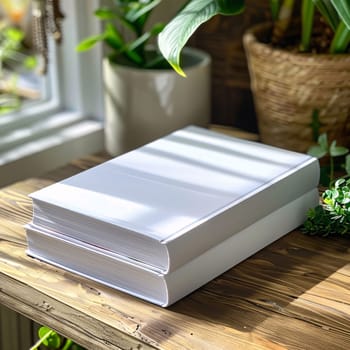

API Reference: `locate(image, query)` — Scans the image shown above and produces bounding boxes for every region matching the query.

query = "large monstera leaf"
[158,0,245,76]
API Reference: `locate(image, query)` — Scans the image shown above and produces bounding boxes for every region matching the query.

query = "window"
[0,0,105,187]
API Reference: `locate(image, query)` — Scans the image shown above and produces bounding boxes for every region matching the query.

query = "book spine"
[165,158,319,272]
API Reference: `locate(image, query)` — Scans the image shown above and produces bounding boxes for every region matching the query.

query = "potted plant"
[158,0,350,152]
[77,0,211,156]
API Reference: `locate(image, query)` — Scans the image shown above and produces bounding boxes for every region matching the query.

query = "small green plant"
[30,326,85,350]
[76,0,170,69]
[308,133,350,186]
[302,109,350,237]
[303,177,350,236]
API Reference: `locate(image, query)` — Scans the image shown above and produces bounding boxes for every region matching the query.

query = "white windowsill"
[0,120,104,188]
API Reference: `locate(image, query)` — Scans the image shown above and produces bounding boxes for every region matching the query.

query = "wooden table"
[1,153,350,350]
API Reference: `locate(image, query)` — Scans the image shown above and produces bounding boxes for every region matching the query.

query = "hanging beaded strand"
[31,0,64,74]
[46,0,64,43]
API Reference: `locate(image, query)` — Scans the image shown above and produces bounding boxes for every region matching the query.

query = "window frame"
[0,0,105,187]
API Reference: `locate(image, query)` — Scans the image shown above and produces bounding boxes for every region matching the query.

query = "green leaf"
[313,0,340,31]
[38,327,61,349]
[329,140,349,157]
[308,144,328,158]
[62,338,74,350]
[23,56,37,70]
[318,133,329,150]
[270,0,282,21]
[149,22,166,35]
[126,0,162,22]
[94,8,117,20]
[127,31,152,51]
[104,23,124,50]
[4,27,24,42]
[300,0,315,51]
[127,22,165,51]
[335,178,346,187]
[75,34,105,51]
[110,23,164,66]
[126,22,165,54]
[158,0,245,76]
[272,0,295,40]
[330,20,350,53]
[331,0,350,30]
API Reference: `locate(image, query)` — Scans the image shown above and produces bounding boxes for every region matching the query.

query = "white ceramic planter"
[103,47,211,156]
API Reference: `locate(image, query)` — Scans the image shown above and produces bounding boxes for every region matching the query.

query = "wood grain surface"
[1,153,350,350]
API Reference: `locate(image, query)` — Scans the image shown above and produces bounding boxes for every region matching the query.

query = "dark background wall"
[189,1,271,133]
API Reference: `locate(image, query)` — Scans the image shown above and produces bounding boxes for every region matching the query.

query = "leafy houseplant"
[158,0,350,152]
[302,177,350,237]
[76,0,169,69]
[77,0,211,156]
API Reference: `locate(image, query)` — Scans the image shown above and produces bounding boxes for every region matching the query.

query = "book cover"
[29,126,320,272]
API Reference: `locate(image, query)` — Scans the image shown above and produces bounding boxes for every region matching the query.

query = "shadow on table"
[169,230,350,347]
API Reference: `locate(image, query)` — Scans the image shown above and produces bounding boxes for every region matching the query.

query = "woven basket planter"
[243,22,350,152]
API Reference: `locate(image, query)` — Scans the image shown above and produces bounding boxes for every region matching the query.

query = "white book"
[29,126,319,273]
[26,189,319,307]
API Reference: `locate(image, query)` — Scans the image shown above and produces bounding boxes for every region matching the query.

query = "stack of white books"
[26,126,320,306]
